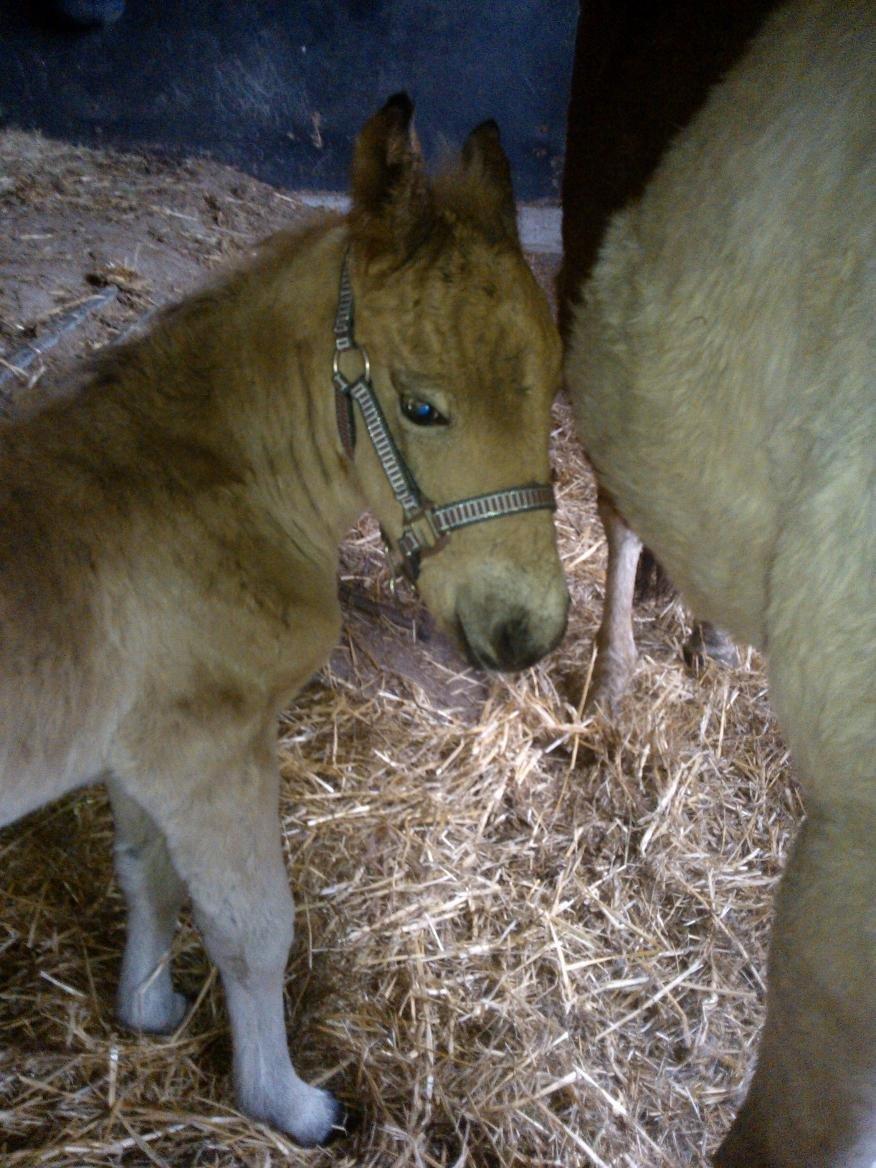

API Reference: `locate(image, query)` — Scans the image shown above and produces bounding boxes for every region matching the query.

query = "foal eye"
[400,396,448,426]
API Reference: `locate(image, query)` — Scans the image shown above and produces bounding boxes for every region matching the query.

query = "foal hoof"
[321,1100,359,1146]
[300,1092,351,1148]
[254,1083,350,1148]
[117,988,190,1036]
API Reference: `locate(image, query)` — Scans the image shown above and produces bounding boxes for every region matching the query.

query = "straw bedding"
[0,133,798,1167]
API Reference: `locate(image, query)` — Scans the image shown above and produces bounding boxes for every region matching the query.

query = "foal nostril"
[492,612,540,672]
[456,592,569,674]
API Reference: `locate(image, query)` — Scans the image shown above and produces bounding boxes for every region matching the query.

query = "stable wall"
[0,0,577,200]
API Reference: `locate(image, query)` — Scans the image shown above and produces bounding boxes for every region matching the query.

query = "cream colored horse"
[566,2,874,1164]
[0,95,568,1145]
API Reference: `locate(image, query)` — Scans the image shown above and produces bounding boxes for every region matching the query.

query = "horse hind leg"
[715,804,876,1167]
[717,475,876,1167]
[108,779,188,1034]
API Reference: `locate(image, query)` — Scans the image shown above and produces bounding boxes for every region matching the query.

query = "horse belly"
[567,264,779,649]
[566,0,874,653]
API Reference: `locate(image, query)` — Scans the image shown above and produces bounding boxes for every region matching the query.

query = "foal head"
[341,95,568,671]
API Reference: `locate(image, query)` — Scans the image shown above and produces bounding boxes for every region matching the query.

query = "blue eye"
[401,396,448,426]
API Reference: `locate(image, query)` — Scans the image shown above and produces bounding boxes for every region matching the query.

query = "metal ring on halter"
[333,342,370,384]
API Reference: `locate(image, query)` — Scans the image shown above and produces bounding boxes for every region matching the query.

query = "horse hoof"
[683,624,739,674]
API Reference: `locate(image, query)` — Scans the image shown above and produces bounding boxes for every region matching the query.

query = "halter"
[332,252,556,582]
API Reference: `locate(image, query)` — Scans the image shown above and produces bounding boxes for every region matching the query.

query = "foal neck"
[122,221,367,566]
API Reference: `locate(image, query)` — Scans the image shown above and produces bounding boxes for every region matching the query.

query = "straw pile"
[0,132,799,1167]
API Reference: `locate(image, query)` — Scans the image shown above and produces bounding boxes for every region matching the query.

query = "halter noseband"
[331,252,556,582]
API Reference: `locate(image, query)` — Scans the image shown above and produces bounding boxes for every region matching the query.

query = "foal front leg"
[133,727,344,1147]
[108,779,188,1034]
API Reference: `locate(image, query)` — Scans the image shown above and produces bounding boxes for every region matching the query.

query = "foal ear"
[461,119,520,247]
[349,92,433,260]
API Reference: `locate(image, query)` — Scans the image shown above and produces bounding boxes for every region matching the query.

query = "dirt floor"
[0,131,798,1167]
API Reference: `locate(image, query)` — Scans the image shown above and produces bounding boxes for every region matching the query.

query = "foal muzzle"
[331,253,556,582]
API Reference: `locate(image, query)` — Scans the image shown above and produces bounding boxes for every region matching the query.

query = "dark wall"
[558,0,779,330]
[0,0,577,200]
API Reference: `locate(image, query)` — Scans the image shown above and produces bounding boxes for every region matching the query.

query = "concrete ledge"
[297,193,561,255]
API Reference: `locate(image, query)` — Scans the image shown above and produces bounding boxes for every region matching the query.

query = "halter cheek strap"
[331,252,556,583]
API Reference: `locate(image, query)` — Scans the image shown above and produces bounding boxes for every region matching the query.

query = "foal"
[0,95,568,1144]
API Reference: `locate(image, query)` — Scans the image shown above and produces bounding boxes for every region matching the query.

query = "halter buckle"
[381,503,448,583]
[401,505,449,558]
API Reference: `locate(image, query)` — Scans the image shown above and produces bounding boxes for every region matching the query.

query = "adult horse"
[565,1,874,1164]
[0,94,569,1145]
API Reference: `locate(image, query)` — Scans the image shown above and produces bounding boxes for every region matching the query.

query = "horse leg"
[108,779,188,1034]
[125,720,343,1146]
[588,488,642,711]
[715,804,876,1167]
[717,482,875,1167]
